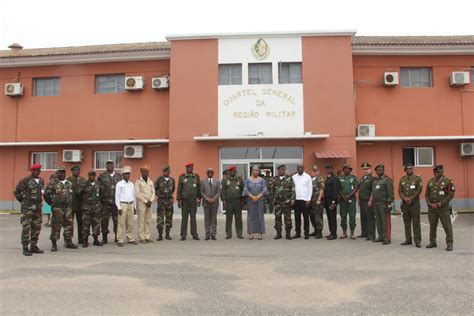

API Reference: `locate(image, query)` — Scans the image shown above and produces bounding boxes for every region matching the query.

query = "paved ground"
[0,213,472,315]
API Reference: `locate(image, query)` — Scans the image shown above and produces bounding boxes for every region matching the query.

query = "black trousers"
[294,200,310,236]
[324,201,338,237]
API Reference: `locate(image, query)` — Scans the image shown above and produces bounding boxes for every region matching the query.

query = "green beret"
[162,164,170,171]
[375,164,385,170]
[71,165,80,171]
[360,162,372,169]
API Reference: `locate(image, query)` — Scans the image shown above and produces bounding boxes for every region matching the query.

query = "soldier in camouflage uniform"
[338,164,358,239]
[221,166,244,239]
[80,169,103,247]
[263,170,274,214]
[67,165,86,244]
[398,163,423,248]
[155,164,176,241]
[177,162,201,241]
[97,160,122,244]
[272,165,295,240]
[309,165,325,239]
[44,166,78,251]
[425,165,455,251]
[14,163,45,256]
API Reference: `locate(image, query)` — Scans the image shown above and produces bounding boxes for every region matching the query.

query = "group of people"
[14,159,456,256]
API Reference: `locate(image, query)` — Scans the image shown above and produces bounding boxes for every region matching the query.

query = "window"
[402,147,434,167]
[218,64,242,85]
[471,67,474,85]
[261,147,303,159]
[94,151,123,170]
[96,74,125,94]
[33,77,60,96]
[400,68,432,87]
[31,152,57,170]
[248,63,272,84]
[279,62,302,84]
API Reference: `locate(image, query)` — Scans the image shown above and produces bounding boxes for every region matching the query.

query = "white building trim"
[194,134,330,141]
[356,135,474,142]
[0,139,169,146]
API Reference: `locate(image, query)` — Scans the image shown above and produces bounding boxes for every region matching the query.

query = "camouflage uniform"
[97,171,122,237]
[309,175,325,235]
[14,175,45,247]
[81,180,101,239]
[272,175,295,233]
[339,174,358,232]
[221,175,244,238]
[398,174,423,244]
[263,175,274,214]
[44,178,74,242]
[155,176,176,234]
[67,174,86,242]
[177,173,201,238]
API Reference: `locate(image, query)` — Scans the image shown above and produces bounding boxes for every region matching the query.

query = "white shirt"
[115,179,136,209]
[292,172,313,201]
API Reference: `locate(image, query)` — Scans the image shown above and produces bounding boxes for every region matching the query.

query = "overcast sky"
[1,0,473,49]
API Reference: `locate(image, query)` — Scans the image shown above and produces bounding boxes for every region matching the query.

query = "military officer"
[272,165,295,240]
[368,164,394,245]
[338,164,358,239]
[398,163,423,248]
[308,165,325,239]
[97,160,122,244]
[425,165,455,251]
[44,166,78,251]
[155,165,176,241]
[67,165,86,244]
[14,163,45,256]
[357,163,375,240]
[177,162,201,241]
[221,166,244,239]
[80,169,102,247]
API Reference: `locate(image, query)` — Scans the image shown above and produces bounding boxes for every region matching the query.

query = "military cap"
[57,166,66,172]
[360,162,372,169]
[122,166,132,174]
[30,163,42,170]
[277,164,286,170]
[325,164,333,169]
[140,165,150,172]
[185,162,194,167]
[106,159,114,164]
[228,166,237,171]
[162,164,170,171]
[404,163,414,169]
[88,169,96,175]
[342,164,353,171]
[71,165,80,171]
[433,164,444,171]
[312,164,319,171]
[375,164,385,170]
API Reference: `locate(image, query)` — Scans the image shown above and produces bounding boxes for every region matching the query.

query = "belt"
[120,201,133,204]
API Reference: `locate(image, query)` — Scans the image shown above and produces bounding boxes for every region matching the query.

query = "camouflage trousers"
[20,205,42,246]
[340,200,357,231]
[82,208,101,238]
[274,201,292,232]
[50,206,74,241]
[101,202,118,235]
[309,201,324,233]
[157,198,174,234]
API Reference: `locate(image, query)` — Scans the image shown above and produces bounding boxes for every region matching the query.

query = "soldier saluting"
[14,163,45,256]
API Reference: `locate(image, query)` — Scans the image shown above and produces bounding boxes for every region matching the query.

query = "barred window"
[33,77,60,96]
[279,62,302,84]
[400,68,432,87]
[94,151,123,170]
[248,63,272,84]
[96,74,125,94]
[31,152,57,170]
[219,64,242,85]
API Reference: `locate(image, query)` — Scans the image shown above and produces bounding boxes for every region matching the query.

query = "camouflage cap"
[312,164,319,171]
[57,166,66,172]
[342,164,353,171]
[360,162,372,169]
[88,169,96,175]
[162,164,170,171]
[71,165,80,171]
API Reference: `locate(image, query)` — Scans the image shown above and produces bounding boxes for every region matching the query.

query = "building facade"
[1,31,473,211]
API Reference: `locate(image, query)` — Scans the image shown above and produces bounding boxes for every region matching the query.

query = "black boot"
[157,233,163,241]
[78,236,84,244]
[102,233,108,244]
[315,231,323,239]
[93,236,102,246]
[83,237,89,248]
[165,232,172,240]
[30,244,44,254]
[274,231,282,240]
[114,232,118,243]
[65,240,78,249]
[23,246,32,256]
[285,232,292,240]
[51,240,58,252]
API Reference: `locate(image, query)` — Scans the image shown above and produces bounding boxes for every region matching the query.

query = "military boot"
[65,240,78,249]
[83,237,89,248]
[165,232,172,240]
[102,233,108,244]
[114,233,118,243]
[157,233,163,241]
[350,229,356,240]
[285,231,292,240]
[23,246,32,256]
[426,242,437,249]
[340,230,348,239]
[93,236,103,246]
[274,231,282,240]
[30,244,44,254]
[51,240,58,252]
[315,231,323,239]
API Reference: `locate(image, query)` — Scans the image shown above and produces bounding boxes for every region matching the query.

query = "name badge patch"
[376,185,380,189]
[410,185,416,189]
[439,191,445,195]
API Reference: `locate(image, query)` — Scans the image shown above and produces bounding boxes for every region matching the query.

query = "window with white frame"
[400,67,433,87]
[218,64,242,85]
[279,62,302,84]
[33,77,60,96]
[31,152,57,170]
[248,63,272,84]
[402,147,434,167]
[95,74,125,94]
[94,151,123,170]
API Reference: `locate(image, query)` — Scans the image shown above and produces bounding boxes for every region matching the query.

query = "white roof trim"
[0,139,169,146]
[0,51,170,68]
[194,134,330,141]
[352,46,474,55]
[167,30,357,40]
[356,136,474,142]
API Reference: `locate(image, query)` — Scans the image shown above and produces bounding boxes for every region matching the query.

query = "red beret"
[185,162,194,167]
[30,163,42,170]
[228,166,237,171]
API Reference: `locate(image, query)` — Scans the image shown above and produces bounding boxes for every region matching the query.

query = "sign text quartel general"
[223,88,297,106]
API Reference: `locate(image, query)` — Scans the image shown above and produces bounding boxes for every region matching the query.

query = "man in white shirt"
[115,166,138,246]
[292,164,313,239]
[135,166,156,244]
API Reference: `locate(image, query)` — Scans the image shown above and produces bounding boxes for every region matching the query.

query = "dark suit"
[201,178,221,238]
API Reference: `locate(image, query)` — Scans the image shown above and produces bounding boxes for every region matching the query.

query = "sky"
[0,0,473,49]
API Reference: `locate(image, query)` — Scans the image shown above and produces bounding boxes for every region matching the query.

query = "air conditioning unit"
[384,72,399,86]
[63,149,82,162]
[124,145,143,158]
[5,83,24,96]
[124,76,144,90]
[152,77,169,89]
[450,72,470,86]
[460,143,474,156]
[357,124,376,137]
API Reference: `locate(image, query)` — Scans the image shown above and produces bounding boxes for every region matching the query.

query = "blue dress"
[242,177,269,234]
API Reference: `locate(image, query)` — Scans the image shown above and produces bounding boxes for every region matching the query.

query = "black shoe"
[237,236,244,239]
[309,232,316,237]
[225,236,232,239]
[315,233,323,239]
[51,241,57,252]
[304,235,309,240]
[165,233,172,240]
[82,242,89,248]
[23,246,32,256]
[327,235,337,240]
[102,233,108,244]
[401,240,413,246]
[415,243,421,248]
[325,234,332,238]
[426,243,437,249]
[93,237,103,246]
[78,237,84,244]
[114,235,118,243]
[192,236,200,241]
[292,234,301,239]
[157,234,163,241]
[211,236,216,240]
[382,240,391,245]
[180,236,186,241]
[65,241,78,249]
[117,242,124,247]
[205,236,210,241]
[357,234,367,238]
[30,244,44,254]
[446,245,453,251]
[274,232,282,240]
[373,239,383,243]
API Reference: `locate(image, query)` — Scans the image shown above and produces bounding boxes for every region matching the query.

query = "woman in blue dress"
[242,165,269,240]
